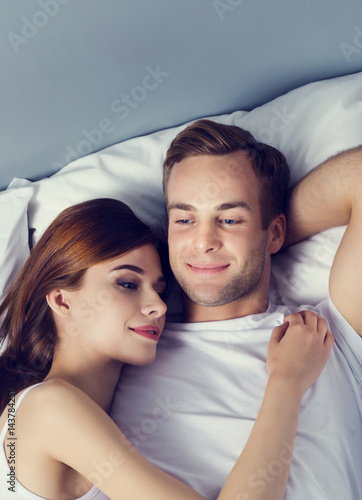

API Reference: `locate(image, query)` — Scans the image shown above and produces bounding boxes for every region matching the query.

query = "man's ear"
[163,202,170,237]
[165,212,169,235]
[46,289,71,317]
[268,214,286,254]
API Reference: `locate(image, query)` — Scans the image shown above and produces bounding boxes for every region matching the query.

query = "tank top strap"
[0,383,44,441]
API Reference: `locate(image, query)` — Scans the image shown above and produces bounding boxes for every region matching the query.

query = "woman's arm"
[27,311,332,500]
[31,379,205,500]
[218,310,334,500]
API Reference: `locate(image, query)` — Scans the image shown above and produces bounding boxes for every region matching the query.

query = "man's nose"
[193,223,221,253]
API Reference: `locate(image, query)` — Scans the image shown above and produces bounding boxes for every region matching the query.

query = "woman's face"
[63,243,167,366]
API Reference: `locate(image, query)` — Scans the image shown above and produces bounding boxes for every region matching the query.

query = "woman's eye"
[117,281,138,290]
[156,287,167,299]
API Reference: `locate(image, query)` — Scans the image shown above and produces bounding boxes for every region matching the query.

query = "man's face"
[166,152,278,314]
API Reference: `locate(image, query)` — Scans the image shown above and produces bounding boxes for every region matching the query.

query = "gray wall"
[1,0,362,190]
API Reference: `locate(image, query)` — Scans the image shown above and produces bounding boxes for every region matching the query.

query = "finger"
[316,315,329,336]
[270,321,289,344]
[284,312,304,325]
[324,329,335,351]
[299,309,319,328]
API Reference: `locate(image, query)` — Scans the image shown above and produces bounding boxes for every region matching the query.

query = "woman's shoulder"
[0,380,66,428]
[24,377,82,397]
[16,379,94,428]
[13,378,106,465]
[19,378,81,404]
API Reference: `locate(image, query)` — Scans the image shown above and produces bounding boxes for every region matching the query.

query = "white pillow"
[230,72,362,305]
[5,71,362,313]
[24,126,186,242]
[0,184,34,303]
[232,71,362,184]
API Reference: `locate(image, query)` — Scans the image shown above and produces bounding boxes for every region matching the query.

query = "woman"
[0,198,334,500]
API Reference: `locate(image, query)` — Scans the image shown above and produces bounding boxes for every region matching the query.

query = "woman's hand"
[267,310,334,395]
[218,310,334,500]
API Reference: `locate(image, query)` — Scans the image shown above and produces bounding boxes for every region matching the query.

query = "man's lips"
[130,325,161,341]
[187,263,230,274]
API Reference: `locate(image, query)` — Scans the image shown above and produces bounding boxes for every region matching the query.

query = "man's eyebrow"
[109,264,166,283]
[168,201,252,212]
[216,201,252,212]
[168,202,196,211]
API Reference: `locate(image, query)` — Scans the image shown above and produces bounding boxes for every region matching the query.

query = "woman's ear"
[269,214,286,254]
[46,289,71,317]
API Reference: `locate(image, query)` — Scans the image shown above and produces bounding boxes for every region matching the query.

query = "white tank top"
[0,383,104,500]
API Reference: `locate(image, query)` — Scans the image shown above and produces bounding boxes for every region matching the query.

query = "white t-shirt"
[109,298,362,500]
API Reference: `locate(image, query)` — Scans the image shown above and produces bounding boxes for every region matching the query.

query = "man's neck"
[182,293,270,323]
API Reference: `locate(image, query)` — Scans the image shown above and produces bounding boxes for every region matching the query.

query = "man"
[111,120,362,499]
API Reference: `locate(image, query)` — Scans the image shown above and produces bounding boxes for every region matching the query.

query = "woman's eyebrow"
[110,264,166,284]
[110,264,144,274]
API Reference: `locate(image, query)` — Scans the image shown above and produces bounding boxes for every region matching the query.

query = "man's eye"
[176,219,193,225]
[221,219,240,225]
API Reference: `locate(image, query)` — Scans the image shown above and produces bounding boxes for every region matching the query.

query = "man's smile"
[187,263,230,274]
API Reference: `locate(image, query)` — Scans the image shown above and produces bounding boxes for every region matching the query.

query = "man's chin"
[185,289,231,308]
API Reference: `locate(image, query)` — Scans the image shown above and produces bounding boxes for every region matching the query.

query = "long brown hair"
[163,119,290,229]
[0,198,166,413]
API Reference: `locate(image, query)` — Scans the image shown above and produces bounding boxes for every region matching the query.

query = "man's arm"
[285,145,362,338]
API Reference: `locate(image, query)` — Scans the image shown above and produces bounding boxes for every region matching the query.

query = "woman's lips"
[130,325,161,341]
